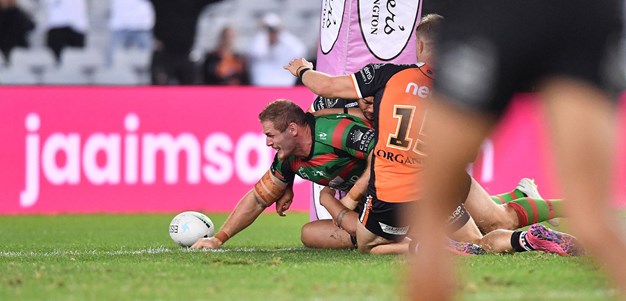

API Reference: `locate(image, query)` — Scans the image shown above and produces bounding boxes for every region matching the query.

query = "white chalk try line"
[0,247,305,258]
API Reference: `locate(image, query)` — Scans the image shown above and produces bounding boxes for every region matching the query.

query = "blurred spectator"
[0,0,34,63]
[43,0,88,62]
[201,26,249,85]
[247,12,305,86]
[149,0,222,85]
[106,0,155,66]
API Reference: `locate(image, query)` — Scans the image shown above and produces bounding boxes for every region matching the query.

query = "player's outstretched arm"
[191,170,288,249]
[284,58,358,100]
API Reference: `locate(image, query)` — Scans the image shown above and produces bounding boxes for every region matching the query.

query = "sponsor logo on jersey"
[358,0,420,60]
[379,222,409,235]
[359,65,376,84]
[347,126,375,152]
[405,82,431,98]
[376,149,422,165]
[324,97,340,108]
[297,167,311,180]
[318,132,328,140]
[312,170,326,177]
[312,96,340,111]
[447,205,466,222]
[352,129,364,143]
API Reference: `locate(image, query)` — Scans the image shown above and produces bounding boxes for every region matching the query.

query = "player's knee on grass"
[301,220,356,249]
[300,222,317,248]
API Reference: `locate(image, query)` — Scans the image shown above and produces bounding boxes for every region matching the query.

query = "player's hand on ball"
[191,237,222,250]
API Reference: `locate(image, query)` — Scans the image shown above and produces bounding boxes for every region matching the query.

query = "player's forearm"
[320,192,358,236]
[339,191,363,210]
[216,190,268,244]
[301,72,358,100]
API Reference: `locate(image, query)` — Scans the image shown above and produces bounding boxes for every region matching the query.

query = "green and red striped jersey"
[271,113,375,192]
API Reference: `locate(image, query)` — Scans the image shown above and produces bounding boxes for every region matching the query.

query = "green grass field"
[0,213,618,301]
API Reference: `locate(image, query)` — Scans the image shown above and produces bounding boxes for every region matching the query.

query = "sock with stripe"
[506,198,564,228]
[491,189,526,204]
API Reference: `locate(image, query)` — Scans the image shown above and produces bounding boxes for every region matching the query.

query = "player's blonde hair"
[415,13,443,44]
[258,99,307,132]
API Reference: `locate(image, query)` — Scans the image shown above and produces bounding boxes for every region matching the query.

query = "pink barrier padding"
[472,94,626,207]
[0,88,624,215]
[0,87,315,214]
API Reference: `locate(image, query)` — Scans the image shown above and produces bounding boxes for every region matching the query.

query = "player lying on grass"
[191,99,569,255]
[284,13,580,256]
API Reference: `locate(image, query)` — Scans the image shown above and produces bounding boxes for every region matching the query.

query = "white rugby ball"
[169,211,215,247]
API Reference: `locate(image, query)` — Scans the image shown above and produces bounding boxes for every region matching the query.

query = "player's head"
[415,13,443,64]
[357,96,375,122]
[259,99,307,159]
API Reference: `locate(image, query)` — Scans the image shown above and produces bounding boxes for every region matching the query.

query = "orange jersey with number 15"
[351,63,433,203]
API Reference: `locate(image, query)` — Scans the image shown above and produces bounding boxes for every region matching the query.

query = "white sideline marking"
[0,247,303,258]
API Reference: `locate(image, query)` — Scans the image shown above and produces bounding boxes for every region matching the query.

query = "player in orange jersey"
[286,14,581,256]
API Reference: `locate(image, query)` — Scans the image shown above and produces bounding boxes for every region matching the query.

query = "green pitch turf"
[0,213,618,301]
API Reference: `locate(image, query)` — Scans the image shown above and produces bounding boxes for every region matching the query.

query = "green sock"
[507,198,564,228]
[491,189,526,204]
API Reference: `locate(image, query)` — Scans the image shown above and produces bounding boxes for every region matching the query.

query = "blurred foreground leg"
[409,99,495,301]
[543,78,626,299]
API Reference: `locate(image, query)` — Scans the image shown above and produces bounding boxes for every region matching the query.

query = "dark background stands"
[148,0,222,85]
[0,0,34,62]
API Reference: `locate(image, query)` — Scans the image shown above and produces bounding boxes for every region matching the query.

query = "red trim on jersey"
[272,169,287,181]
[332,119,352,150]
[338,160,357,179]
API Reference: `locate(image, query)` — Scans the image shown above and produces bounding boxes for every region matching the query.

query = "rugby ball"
[169,211,215,247]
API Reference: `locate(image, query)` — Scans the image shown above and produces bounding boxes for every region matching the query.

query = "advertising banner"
[0,87,624,215]
[0,87,315,214]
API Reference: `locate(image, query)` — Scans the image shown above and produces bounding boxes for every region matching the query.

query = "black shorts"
[360,196,470,242]
[359,196,415,242]
[435,0,624,117]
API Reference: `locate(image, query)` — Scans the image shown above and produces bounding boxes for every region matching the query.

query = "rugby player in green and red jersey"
[191,99,378,250]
